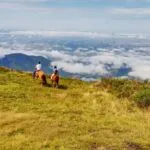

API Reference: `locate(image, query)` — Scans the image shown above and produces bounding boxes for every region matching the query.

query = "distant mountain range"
[0,53,132,80]
[0,53,51,73]
[0,53,74,77]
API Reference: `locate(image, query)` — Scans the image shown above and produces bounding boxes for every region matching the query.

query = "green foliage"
[134,89,150,108]
[95,78,142,98]
[95,78,150,100]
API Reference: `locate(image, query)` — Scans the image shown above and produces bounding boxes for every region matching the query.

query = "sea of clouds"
[0,30,150,80]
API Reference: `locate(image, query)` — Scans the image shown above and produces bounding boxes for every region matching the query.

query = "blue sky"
[0,0,150,33]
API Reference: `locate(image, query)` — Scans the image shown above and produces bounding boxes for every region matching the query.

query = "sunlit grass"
[0,67,150,150]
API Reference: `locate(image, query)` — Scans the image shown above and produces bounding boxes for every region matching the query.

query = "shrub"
[96,78,141,98]
[134,89,150,108]
[0,67,10,73]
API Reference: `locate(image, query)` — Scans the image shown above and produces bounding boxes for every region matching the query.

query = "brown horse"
[50,73,59,88]
[35,70,47,85]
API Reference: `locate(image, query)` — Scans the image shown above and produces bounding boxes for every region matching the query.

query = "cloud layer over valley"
[0,31,150,80]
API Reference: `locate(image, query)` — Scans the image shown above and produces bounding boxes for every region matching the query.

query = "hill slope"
[0,67,150,150]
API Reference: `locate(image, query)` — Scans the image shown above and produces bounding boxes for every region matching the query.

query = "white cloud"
[9,31,150,39]
[51,61,108,75]
[1,45,150,80]
[111,8,150,16]
[49,48,150,80]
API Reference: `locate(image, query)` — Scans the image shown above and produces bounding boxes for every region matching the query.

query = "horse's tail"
[42,74,47,85]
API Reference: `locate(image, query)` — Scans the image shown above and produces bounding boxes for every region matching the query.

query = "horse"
[35,70,47,85]
[50,72,59,88]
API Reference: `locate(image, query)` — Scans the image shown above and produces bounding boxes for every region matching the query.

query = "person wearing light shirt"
[36,62,42,71]
[53,66,58,72]
[51,66,59,80]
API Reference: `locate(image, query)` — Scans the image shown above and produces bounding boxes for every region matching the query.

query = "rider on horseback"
[51,66,59,80]
[33,61,42,79]
[50,66,59,88]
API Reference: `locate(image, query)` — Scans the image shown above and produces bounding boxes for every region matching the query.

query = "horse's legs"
[54,82,56,88]
[33,70,36,79]
[55,78,59,88]
[52,81,57,88]
[51,80,54,87]
[56,81,59,88]
[51,76,59,88]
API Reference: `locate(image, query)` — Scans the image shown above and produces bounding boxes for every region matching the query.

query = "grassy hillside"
[0,67,150,150]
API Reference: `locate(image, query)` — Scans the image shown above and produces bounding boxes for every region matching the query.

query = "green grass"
[0,67,150,150]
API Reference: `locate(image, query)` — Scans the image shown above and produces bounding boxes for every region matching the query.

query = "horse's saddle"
[36,70,45,78]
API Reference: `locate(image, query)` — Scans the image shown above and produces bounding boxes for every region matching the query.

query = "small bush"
[0,67,10,73]
[96,78,141,98]
[134,89,150,108]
